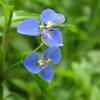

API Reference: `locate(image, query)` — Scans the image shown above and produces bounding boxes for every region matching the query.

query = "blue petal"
[40,66,54,82]
[42,29,63,47]
[17,19,41,36]
[40,8,57,25]
[24,53,41,73]
[41,8,65,25]
[55,13,65,25]
[44,47,61,64]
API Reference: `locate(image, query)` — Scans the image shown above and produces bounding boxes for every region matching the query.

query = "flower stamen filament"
[46,21,54,28]
[38,58,52,68]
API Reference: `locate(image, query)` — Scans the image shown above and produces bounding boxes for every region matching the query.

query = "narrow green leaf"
[12,10,40,23]
[0,2,13,100]
[67,24,78,33]
[4,92,25,100]
[55,69,75,80]
[0,32,3,37]
[89,86,100,100]
[33,75,53,100]
[11,78,35,94]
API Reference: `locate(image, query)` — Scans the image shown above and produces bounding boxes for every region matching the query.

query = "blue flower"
[17,8,65,47]
[41,8,65,26]
[23,47,61,82]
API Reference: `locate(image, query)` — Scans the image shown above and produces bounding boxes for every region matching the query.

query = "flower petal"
[44,47,61,64]
[17,19,41,36]
[42,29,63,47]
[41,8,65,25]
[40,66,54,82]
[24,52,41,73]
[55,13,65,25]
[40,8,57,25]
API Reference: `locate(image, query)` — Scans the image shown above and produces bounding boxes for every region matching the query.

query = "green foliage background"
[0,0,100,100]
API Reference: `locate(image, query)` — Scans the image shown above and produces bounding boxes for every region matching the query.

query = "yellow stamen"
[47,21,54,28]
[44,58,52,65]
[38,58,52,68]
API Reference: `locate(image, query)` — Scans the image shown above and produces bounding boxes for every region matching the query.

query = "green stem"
[89,0,99,34]
[0,3,13,100]
[11,42,44,68]
[0,50,3,100]
[33,42,44,52]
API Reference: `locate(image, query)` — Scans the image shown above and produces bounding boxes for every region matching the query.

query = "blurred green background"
[0,0,100,100]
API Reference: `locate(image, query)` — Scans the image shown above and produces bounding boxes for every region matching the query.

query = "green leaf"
[0,32,3,37]
[55,69,75,80]
[72,62,91,94]
[67,24,78,33]
[11,78,35,94]
[57,24,78,33]
[1,3,13,53]
[0,0,3,5]
[33,75,53,100]
[1,4,13,26]
[89,86,100,100]
[12,10,40,23]
[4,92,25,100]
[33,75,50,93]
[3,83,25,100]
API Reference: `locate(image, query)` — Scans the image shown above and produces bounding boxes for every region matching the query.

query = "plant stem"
[0,50,3,100]
[33,42,44,52]
[11,42,44,68]
[0,3,13,100]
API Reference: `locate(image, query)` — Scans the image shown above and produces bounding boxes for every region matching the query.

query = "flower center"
[43,21,54,35]
[46,21,54,28]
[38,58,52,68]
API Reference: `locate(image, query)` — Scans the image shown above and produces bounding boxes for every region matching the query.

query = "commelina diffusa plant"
[17,8,65,82]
